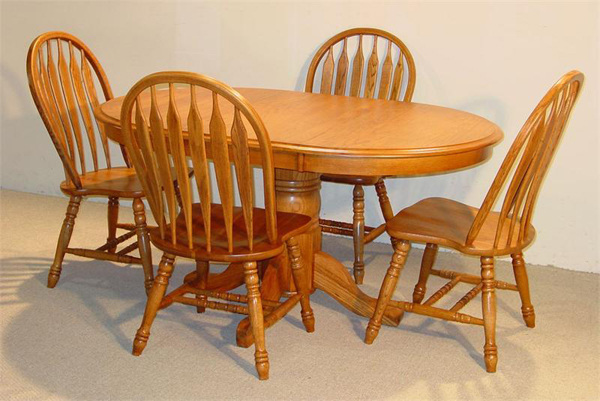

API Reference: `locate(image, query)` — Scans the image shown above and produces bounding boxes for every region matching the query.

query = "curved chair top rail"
[466,70,584,249]
[120,71,277,253]
[27,31,120,188]
[305,27,416,102]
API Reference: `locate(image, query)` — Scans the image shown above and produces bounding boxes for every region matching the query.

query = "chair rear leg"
[48,196,82,288]
[481,256,498,373]
[511,252,535,328]
[374,179,397,249]
[107,196,119,253]
[365,240,410,344]
[286,236,315,332]
[412,243,438,303]
[244,261,269,380]
[133,253,175,356]
[133,198,153,294]
[195,261,209,313]
[352,185,365,284]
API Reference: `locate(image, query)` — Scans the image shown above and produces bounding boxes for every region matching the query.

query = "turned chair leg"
[133,253,175,356]
[412,243,438,303]
[374,179,396,249]
[195,261,209,313]
[286,236,315,332]
[107,196,119,253]
[133,198,154,294]
[481,256,498,373]
[365,240,411,344]
[244,261,269,380]
[511,252,535,328]
[48,196,82,288]
[352,185,365,284]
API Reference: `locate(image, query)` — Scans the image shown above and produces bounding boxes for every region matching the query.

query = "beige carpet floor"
[0,189,598,400]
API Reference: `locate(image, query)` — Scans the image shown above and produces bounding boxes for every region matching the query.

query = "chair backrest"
[27,31,123,188]
[466,71,584,249]
[305,27,416,102]
[121,71,277,253]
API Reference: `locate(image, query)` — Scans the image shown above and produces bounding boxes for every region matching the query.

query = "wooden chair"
[364,71,584,373]
[26,31,154,292]
[305,28,416,284]
[121,71,315,380]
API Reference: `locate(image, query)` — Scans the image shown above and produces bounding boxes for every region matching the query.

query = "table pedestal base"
[167,169,402,347]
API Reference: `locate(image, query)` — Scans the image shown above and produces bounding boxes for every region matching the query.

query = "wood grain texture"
[26,31,153,291]
[334,39,349,96]
[99,87,502,176]
[349,34,364,97]
[305,28,416,102]
[121,72,316,380]
[369,71,584,373]
[363,36,378,99]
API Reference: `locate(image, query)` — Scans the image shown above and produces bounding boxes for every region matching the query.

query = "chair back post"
[466,71,584,249]
[27,31,119,188]
[121,71,277,254]
[305,27,416,102]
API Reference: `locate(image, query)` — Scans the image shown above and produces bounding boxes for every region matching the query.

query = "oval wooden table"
[96,87,503,347]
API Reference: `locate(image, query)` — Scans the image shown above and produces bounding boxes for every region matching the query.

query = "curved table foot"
[313,251,403,327]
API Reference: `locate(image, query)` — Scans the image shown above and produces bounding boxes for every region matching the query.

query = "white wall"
[1,1,598,272]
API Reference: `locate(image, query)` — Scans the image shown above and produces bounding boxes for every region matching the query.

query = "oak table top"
[95,87,503,345]
[97,87,503,177]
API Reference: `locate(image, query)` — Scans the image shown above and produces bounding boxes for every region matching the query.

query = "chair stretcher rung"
[186,287,280,309]
[66,248,142,264]
[263,294,302,329]
[363,223,386,244]
[423,277,461,306]
[174,295,249,315]
[96,229,137,251]
[319,219,375,232]
[450,283,484,312]
[321,226,353,236]
[430,269,518,291]
[390,299,484,326]
[117,241,139,256]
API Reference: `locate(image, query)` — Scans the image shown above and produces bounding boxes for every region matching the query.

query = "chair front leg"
[412,243,438,303]
[133,253,175,356]
[107,196,119,253]
[511,252,535,328]
[244,261,269,380]
[49,196,82,288]
[195,261,209,313]
[286,236,315,332]
[374,179,397,249]
[352,185,365,284]
[374,178,394,221]
[481,256,498,373]
[365,239,410,344]
[133,198,153,294]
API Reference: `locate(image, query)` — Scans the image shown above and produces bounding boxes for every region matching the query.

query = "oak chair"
[305,28,416,284]
[122,71,315,380]
[26,31,154,292]
[364,71,584,373]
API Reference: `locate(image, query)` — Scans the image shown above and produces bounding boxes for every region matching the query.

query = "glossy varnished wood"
[122,72,315,380]
[305,28,418,283]
[97,88,502,176]
[366,71,584,373]
[27,31,153,291]
[95,76,503,336]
